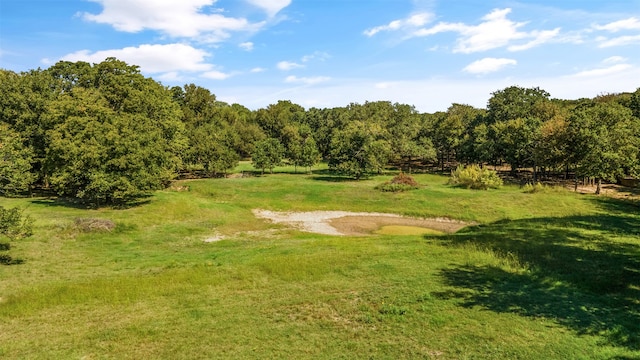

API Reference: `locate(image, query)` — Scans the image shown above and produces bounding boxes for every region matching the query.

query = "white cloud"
[508,28,561,51]
[575,63,634,78]
[284,75,330,85]
[364,12,434,37]
[251,67,266,73]
[597,34,640,47]
[156,71,183,82]
[239,42,254,51]
[301,51,330,62]
[60,43,213,73]
[572,64,632,78]
[277,60,304,70]
[245,0,291,17]
[463,58,517,74]
[82,0,263,41]
[407,8,560,53]
[202,70,232,80]
[603,56,627,64]
[594,17,640,32]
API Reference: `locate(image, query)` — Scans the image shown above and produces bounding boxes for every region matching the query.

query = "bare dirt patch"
[252,209,470,236]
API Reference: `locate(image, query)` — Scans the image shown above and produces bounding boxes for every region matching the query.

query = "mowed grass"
[1,167,639,359]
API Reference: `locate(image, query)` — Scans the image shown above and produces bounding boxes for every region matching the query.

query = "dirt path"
[252,209,470,236]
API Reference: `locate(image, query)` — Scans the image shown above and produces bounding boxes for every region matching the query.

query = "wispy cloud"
[285,75,330,85]
[277,51,330,71]
[592,17,640,48]
[572,63,632,78]
[597,34,640,48]
[593,17,640,32]
[277,60,304,70]
[239,42,254,51]
[202,70,233,80]
[369,8,560,53]
[463,58,517,74]
[251,67,266,73]
[301,51,330,63]
[363,12,433,37]
[245,0,291,17]
[603,56,628,64]
[508,29,561,51]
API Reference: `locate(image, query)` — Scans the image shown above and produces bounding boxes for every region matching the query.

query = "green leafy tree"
[491,117,541,175]
[568,102,640,194]
[0,206,33,265]
[329,121,391,179]
[0,69,57,185]
[44,59,185,205]
[629,87,640,119]
[0,124,35,195]
[252,138,285,174]
[175,85,255,174]
[487,86,551,124]
[298,137,321,173]
[432,104,480,169]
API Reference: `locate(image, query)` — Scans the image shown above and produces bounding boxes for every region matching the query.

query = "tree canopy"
[1,58,639,200]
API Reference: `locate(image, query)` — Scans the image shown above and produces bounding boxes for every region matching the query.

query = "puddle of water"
[374,225,444,236]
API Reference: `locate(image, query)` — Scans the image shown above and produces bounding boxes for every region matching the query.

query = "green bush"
[449,164,503,190]
[376,173,420,192]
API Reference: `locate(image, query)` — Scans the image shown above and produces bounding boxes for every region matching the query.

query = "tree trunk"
[595,178,602,195]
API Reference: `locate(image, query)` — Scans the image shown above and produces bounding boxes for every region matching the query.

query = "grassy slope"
[0,169,639,359]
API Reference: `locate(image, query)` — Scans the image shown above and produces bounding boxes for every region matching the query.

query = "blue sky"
[1,0,639,112]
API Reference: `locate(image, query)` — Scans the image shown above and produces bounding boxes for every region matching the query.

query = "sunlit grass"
[0,170,638,359]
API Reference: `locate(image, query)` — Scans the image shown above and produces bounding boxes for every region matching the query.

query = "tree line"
[1,58,639,204]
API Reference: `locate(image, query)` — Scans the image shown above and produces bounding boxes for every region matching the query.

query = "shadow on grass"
[430,197,640,350]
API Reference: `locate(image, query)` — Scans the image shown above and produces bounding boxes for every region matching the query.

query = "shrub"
[0,206,32,265]
[376,173,420,192]
[523,182,546,193]
[449,164,503,190]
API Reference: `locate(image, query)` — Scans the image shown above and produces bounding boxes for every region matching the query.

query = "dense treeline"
[1,58,639,203]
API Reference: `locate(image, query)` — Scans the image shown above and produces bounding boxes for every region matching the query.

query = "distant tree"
[0,124,35,195]
[255,100,305,141]
[298,137,321,173]
[252,138,285,174]
[385,103,436,171]
[491,117,541,175]
[0,206,33,265]
[188,124,239,176]
[630,87,640,119]
[329,121,391,179]
[432,104,480,169]
[487,86,551,124]
[568,102,640,194]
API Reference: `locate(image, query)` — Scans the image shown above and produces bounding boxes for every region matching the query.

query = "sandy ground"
[252,209,470,236]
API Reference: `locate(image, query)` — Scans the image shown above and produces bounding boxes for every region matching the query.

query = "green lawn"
[1,169,639,359]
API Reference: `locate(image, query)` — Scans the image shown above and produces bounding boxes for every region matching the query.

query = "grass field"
[1,165,639,359]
